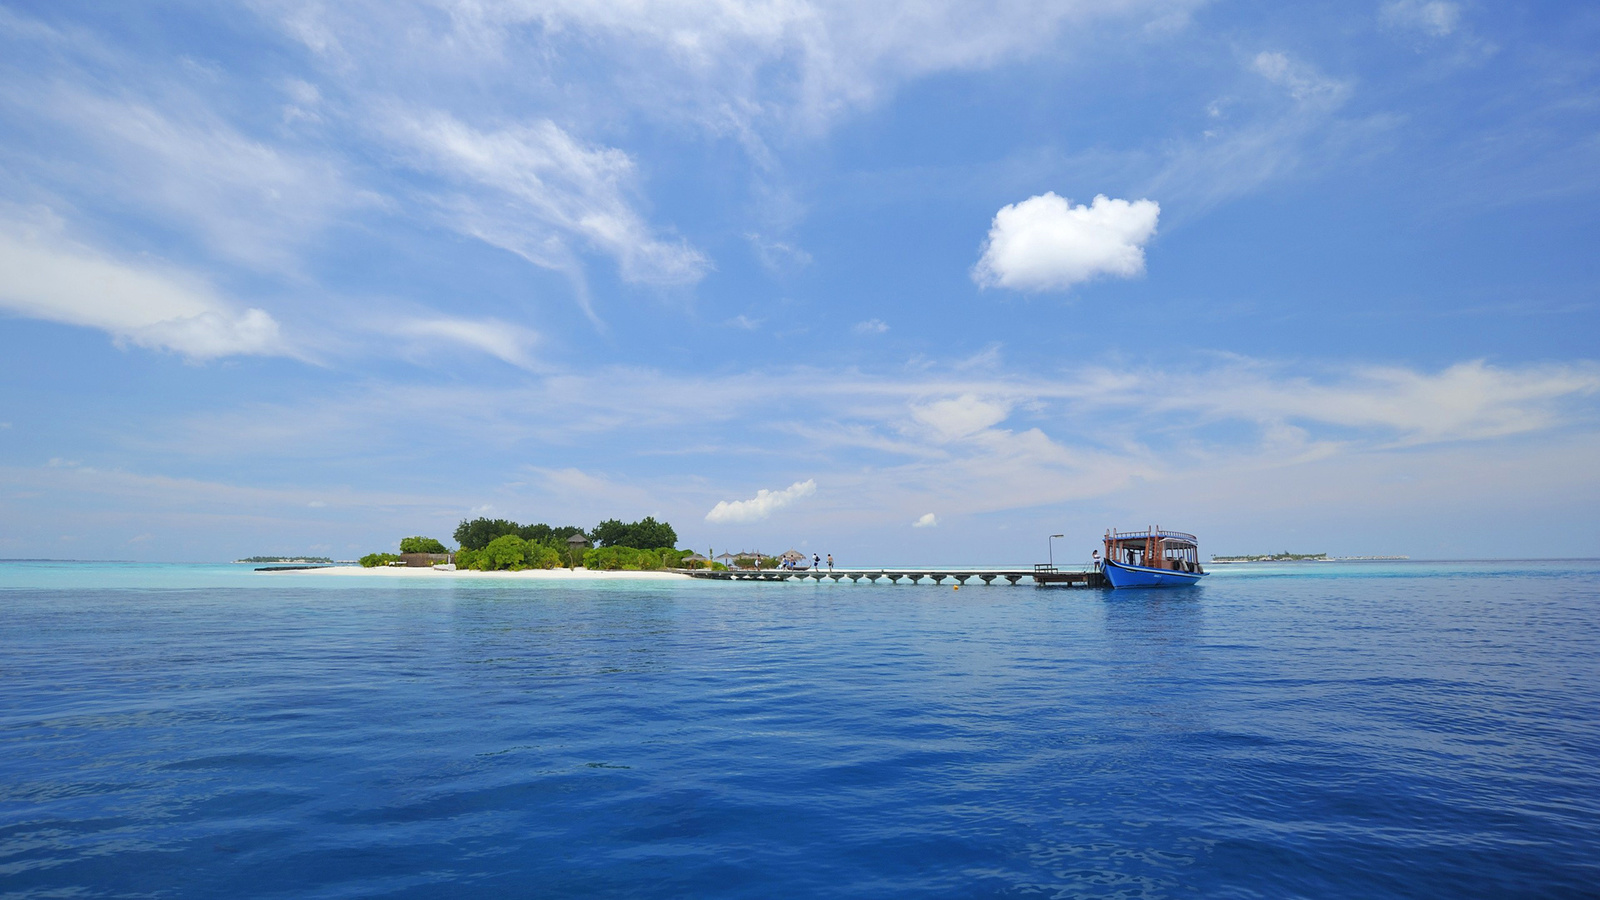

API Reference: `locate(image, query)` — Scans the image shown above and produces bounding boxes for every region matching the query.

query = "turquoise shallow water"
[1,560,1597,897]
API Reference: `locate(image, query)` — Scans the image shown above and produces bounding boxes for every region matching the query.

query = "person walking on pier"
[827,554,834,572]
[813,553,821,569]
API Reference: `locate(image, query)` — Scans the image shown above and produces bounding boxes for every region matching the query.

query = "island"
[293,516,730,577]
[1210,552,1410,563]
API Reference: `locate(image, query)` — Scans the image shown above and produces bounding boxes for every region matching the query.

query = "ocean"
[2,560,1596,897]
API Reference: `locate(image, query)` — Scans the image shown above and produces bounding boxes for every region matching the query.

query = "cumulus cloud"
[912,513,938,528]
[973,193,1159,292]
[388,111,708,287]
[0,215,289,359]
[706,479,817,524]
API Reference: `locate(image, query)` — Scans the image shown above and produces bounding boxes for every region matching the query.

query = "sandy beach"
[280,566,691,581]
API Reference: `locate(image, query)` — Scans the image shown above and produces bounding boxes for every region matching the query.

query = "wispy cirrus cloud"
[270,0,1207,133]
[385,316,542,369]
[1380,0,1461,38]
[0,212,291,360]
[386,111,709,289]
[129,354,1600,538]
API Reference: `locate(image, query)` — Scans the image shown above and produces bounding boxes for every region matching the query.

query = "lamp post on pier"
[1048,534,1064,569]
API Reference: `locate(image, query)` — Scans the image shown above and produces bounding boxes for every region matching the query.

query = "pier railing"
[681,567,1105,588]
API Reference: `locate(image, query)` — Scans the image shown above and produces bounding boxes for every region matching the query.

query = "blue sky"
[2,0,1597,562]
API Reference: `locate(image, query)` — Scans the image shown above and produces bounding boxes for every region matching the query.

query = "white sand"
[283,565,690,581]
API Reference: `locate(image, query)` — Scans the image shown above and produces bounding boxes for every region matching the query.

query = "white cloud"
[1151,360,1600,446]
[909,394,1011,441]
[137,353,1600,541]
[1140,51,1369,214]
[0,82,364,270]
[912,513,938,528]
[357,0,1206,132]
[706,479,817,523]
[388,111,708,287]
[0,215,289,359]
[853,318,889,335]
[973,193,1159,292]
[390,316,540,369]
[747,233,812,272]
[1380,0,1461,37]
[1250,52,1349,107]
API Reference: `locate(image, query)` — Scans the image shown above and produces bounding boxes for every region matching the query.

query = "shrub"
[526,544,563,570]
[482,534,531,570]
[359,552,401,568]
[399,536,448,554]
[454,548,480,569]
[582,545,663,571]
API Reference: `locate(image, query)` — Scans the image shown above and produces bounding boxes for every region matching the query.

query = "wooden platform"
[681,567,1106,588]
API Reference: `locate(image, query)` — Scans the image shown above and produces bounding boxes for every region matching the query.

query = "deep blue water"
[2,560,1598,898]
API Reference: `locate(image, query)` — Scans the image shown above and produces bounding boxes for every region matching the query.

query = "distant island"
[1210,553,1409,562]
[235,556,335,564]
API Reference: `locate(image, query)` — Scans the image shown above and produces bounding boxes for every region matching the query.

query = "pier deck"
[681,567,1106,588]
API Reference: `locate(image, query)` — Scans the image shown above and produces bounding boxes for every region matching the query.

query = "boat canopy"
[1103,527,1202,573]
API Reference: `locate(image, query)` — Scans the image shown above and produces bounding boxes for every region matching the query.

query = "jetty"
[682,565,1105,588]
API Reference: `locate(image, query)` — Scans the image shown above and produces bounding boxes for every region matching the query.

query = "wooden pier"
[682,566,1106,588]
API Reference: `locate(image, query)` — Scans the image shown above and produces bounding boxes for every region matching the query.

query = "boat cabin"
[1103,528,1203,574]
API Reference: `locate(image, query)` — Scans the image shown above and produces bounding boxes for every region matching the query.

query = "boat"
[1099,527,1206,588]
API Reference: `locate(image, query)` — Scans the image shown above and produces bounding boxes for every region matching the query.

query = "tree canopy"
[399,536,447,554]
[453,518,589,551]
[592,516,677,549]
[453,516,675,552]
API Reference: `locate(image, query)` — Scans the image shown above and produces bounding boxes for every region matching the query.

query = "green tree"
[526,544,563,569]
[454,518,523,551]
[591,516,677,549]
[456,518,590,551]
[399,536,448,554]
[482,534,531,570]
[591,519,630,548]
[582,546,662,571]
[359,552,401,568]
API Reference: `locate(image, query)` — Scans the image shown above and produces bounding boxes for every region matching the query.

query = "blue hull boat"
[1099,527,1206,589]
[1101,558,1204,588]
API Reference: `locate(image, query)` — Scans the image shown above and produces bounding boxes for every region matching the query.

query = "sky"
[1,0,1597,563]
